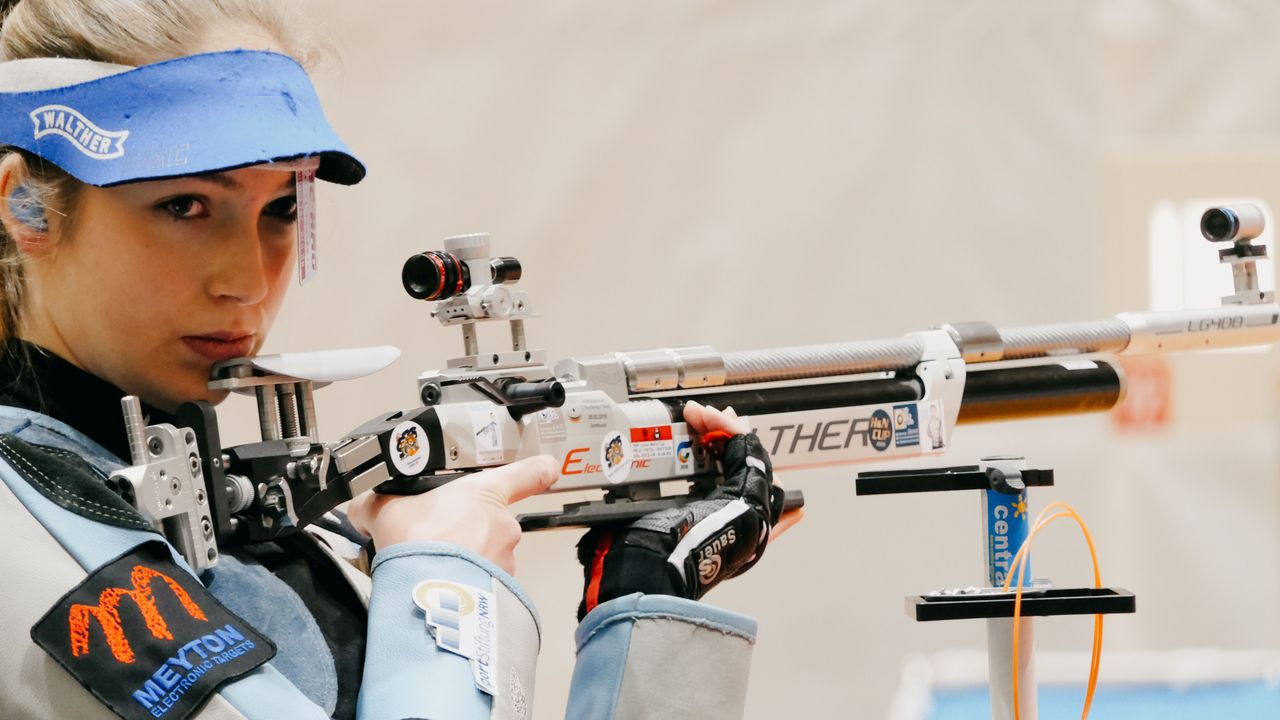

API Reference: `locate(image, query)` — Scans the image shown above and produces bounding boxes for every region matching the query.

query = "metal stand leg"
[982,456,1036,720]
[987,617,1037,720]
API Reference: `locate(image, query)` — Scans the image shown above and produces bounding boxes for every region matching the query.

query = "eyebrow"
[188,172,297,192]
[190,173,242,190]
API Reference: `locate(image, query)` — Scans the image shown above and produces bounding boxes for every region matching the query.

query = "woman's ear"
[0,154,51,255]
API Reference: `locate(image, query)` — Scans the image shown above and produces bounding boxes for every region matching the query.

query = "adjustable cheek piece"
[6,183,48,233]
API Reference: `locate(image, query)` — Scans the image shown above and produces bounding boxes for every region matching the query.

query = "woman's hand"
[682,400,804,537]
[346,455,559,575]
[575,401,802,618]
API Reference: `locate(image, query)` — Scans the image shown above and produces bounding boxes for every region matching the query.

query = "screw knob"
[444,232,490,260]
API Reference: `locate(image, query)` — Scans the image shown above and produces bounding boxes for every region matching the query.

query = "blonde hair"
[0,0,323,341]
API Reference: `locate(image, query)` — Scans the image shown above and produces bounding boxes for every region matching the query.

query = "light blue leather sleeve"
[358,541,542,720]
[0,434,329,720]
[567,594,758,720]
[0,408,545,720]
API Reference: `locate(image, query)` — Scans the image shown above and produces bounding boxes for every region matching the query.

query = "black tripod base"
[909,586,1135,622]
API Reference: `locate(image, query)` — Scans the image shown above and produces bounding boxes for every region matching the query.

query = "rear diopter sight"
[403,250,472,301]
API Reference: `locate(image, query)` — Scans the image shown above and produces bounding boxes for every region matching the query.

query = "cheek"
[261,239,296,317]
[48,219,194,328]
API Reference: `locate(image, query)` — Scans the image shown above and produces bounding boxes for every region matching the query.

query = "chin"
[144,375,230,413]
[182,384,232,407]
[205,388,232,406]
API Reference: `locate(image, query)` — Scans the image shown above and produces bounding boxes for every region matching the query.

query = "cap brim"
[0,51,367,188]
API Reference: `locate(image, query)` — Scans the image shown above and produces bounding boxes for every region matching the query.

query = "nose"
[206,223,271,305]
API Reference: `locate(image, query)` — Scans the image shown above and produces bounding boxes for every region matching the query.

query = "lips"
[182,334,255,362]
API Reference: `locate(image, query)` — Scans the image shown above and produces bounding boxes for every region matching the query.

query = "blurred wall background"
[218,1,1280,716]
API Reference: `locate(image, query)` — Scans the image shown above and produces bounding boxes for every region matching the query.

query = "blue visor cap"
[0,50,364,186]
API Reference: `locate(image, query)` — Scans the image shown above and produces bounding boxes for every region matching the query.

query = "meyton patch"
[31,541,275,720]
[30,104,129,160]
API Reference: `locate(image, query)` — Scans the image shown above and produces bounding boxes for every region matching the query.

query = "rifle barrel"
[658,360,1123,424]
[957,361,1123,423]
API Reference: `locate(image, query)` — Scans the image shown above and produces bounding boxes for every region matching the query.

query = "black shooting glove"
[576,432,785,620]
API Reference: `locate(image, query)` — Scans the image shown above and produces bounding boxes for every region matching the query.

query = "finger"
[772,507,805,540]
[684,401,721,436]
[685,400,727,434]
[471,455,559,505]
[682,400,708,432]
[685,401,751,436]
[708,404,749,435]
[721,406,750,434]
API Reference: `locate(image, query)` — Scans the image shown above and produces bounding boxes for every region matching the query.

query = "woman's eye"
[264,195,298,222]
[157,196,207,220]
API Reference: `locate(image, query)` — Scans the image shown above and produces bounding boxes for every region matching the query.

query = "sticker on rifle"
[389,421,429,475]
[471,407,505,464]
[600,430,631,484]
[674,431,695,474]
[868,409,893,451]
[579,396,611,429]
[413,580,498,697]
[631,425,674,461]
[892,404,920,448]
[921,400,947,450]
[535,408,567,444]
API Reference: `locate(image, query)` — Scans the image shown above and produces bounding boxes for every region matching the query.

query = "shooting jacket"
[0,403,758,719]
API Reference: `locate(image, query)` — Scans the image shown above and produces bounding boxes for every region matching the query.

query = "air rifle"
[108,205,1280,574]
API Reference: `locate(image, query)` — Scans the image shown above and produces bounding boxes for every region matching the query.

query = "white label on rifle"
[389,421,429,475]
[471,407,505,464]
[535,407,567,443]
[919,400,947,451]
[600,430,631,484]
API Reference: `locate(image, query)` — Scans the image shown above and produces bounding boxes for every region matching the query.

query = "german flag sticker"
[31,541,275,720]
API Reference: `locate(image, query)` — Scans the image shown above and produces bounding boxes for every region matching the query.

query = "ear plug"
[7,184,49,232]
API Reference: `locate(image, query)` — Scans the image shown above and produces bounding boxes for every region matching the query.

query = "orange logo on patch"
[68,565,208,664]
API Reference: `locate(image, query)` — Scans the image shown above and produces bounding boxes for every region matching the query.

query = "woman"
[0,1,788,719]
